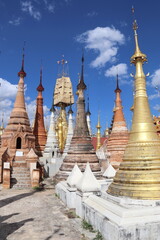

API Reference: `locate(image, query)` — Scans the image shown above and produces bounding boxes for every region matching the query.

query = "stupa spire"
[57,54,101,180]
[33,66,47,156]
[115,74,121,93]
[107,75,128,169]
[86,96,91,115]
[14,48,27,110]
[107,19,160,199]
[0,49,36,182]
[96,113,101,150]
[114,74,125,122]
[18,44,26,78]
[37,66,44,92]
[77,52,86,91]
[74,54,89,137]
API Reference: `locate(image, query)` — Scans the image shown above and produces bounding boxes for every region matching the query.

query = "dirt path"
[0,187,97,240]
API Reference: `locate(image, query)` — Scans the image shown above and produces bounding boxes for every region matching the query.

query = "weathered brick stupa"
[56,55,101,180]
[107,75,129,169]
[0,52,39,188]
[33,67,47,156]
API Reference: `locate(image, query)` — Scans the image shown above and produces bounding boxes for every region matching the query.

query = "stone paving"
[0,184,98,240]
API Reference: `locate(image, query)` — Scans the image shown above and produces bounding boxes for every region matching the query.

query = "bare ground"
[0,183,98,240]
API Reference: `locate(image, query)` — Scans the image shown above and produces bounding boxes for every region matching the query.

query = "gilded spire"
[107,19,160,199]
[77,53,87,90]
[96,113,101,150]
[130,20,147,64]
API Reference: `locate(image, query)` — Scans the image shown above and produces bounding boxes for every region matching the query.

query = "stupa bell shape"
[107,75,129,169]
[108,20,160,199]
[0,53,38,187]
[1,56,35,157]
[56,55,101,180]
[33,67,47,156]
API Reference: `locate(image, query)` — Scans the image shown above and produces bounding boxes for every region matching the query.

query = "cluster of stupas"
[55,17,160,240]
[1,7,160,239]
[0,8,159,196]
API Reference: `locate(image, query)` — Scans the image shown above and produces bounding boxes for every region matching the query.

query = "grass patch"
[55,193,60,198]
[93,231,103,240]
[82,219,96,233]
[65,209,77,218]
[32,186,44,191]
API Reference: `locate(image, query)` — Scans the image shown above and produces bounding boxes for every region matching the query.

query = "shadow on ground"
[0,191,36,208]
[0,213,34,240]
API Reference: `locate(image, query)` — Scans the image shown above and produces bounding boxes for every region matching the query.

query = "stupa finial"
[77,50,86,90]
[130,8,147,64]
[18,42,26,77]
[37,65,44,92]
[115,74,121,93]
[86,96,91,115]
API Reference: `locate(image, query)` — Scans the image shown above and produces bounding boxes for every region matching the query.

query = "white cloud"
[76,26,125,68]
[21,1,41,20]
[25,96,31,101]
[150,68,160,87]
[64,0,71,3]
[9,17,22,26]
[0,78,17,99]
[105,63,128,77]
[43,0,55,13]
[120,21,127,27]
[148,93,160,100]
[0,78,50,128]
[87,11,98,17]
[0,78,17,126]
[153,104,160,111]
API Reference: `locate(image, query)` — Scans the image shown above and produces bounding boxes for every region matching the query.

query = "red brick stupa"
[0,52,39,188]
[33,67,47,156]
[57,55,101,180]
[107,75,129,169]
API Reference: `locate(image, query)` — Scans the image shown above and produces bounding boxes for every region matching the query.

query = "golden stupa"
[107,20,160,200]
[54,58,74,151]
[96,114,101,150]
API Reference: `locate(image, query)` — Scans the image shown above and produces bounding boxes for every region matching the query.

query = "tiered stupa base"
[56,136,101,180]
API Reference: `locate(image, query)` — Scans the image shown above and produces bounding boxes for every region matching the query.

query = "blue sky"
[0,0,160,134]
